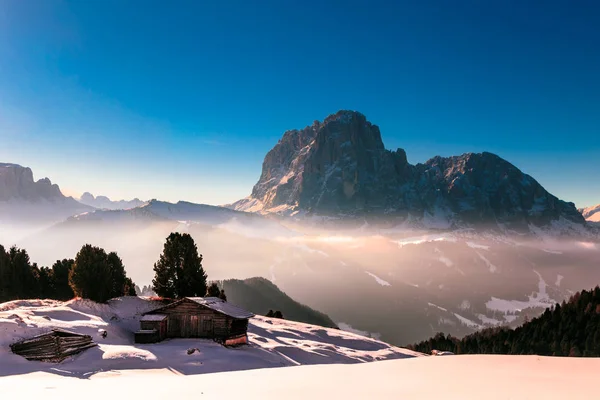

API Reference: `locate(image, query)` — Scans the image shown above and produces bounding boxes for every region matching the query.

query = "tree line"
[0,232,227,304]
[0,244,135,303]
[408,286,600,357]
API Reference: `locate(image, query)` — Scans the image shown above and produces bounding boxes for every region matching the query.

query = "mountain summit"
[230,111,585,231]
[0,163,91,227]
[0,163,65,201]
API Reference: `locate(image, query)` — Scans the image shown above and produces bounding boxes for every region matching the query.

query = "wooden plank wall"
[147,299,249,340]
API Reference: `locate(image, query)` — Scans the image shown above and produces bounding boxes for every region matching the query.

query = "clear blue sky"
[0,0,599,207]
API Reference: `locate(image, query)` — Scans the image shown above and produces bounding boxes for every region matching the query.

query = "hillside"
[0,297,419,378]
[222,277,337,328]
[409,286,600,356]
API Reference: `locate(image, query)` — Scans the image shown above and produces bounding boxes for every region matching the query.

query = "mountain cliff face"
[0,163,65,201]
[230,111,585,231]
[0,163,91,228]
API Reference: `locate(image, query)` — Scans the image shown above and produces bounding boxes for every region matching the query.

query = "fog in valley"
[3,201,599,346]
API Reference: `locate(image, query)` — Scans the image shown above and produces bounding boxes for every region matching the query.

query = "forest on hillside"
[408,287,600,357]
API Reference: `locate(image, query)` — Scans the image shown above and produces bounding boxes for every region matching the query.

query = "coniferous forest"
[0,243,136,303]
[408,287,600,357]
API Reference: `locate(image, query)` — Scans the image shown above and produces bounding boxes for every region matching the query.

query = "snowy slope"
[581,204,600,222]
[2,354,599,400]
[0,297,420,378]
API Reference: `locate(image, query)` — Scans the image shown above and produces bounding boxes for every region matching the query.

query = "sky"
[0,0,599,207]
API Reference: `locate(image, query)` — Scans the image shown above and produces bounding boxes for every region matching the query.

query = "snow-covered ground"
[1,297,599,399]
[2,354,599,400]
[0,297,419,379]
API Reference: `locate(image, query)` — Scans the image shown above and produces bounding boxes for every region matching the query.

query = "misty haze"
[1,2,599,399]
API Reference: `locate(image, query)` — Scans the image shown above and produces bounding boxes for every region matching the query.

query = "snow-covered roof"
[140,314,167,322]
[144,297,254,320]
[186,297,255,319]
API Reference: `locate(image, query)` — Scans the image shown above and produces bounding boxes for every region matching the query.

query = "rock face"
[0,163,64,201]
[230,110,585,230]
[0,163,92,227]
[78,192,145,210]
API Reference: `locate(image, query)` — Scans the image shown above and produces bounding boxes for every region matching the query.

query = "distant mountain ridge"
[0,163,92,226]
[78,192,146,210]
[580,204,600,222]
[229,110,586,233]
[0,163,66,202]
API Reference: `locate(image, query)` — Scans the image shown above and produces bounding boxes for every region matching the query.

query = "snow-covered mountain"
[581,204,600,222]
[229,111,586,234]
[78,192,146,210]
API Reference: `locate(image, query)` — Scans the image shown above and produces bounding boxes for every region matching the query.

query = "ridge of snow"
[466,241,489,250]
[476,252,498,273]
[453,313,481,329]
[427,303,448,312]
[364,271,391,287]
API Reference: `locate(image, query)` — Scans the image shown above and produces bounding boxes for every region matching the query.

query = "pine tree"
[5,246,38,300]
[206,282,220,297]
[0,245,10,301]
[152,233,208,298]
[37,265,53,299]
[107,252,127,298]
[51,259,75,300]
[219,289,227,301]
[70,244,113,303]
[124,277,137,296]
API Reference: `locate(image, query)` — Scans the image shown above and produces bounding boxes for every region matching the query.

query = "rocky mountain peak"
[230,111,586,232]
[0,163,65,202]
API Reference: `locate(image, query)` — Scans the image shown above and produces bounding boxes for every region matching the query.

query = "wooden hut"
[10,329,97,362]
[135,297,254,345]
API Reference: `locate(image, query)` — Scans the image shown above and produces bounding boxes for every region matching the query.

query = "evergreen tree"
[107,252,127,298]
[70,244,113,303]
[3,246,39,300]
[124,277,137,296]
[219,289,227,301]
[51,259,75,300]
[273,310,284,319]
[152,233,207,298]
[206,282,221,297]
[37,265,53,299]
[0,245,10,301]
[266,310,274,317]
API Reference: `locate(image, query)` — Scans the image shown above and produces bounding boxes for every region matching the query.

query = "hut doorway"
[201,316,213,336]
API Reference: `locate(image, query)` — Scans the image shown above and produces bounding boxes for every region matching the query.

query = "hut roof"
[145,297,255,319]
[140,314,168,322]
[188,297,255,319]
